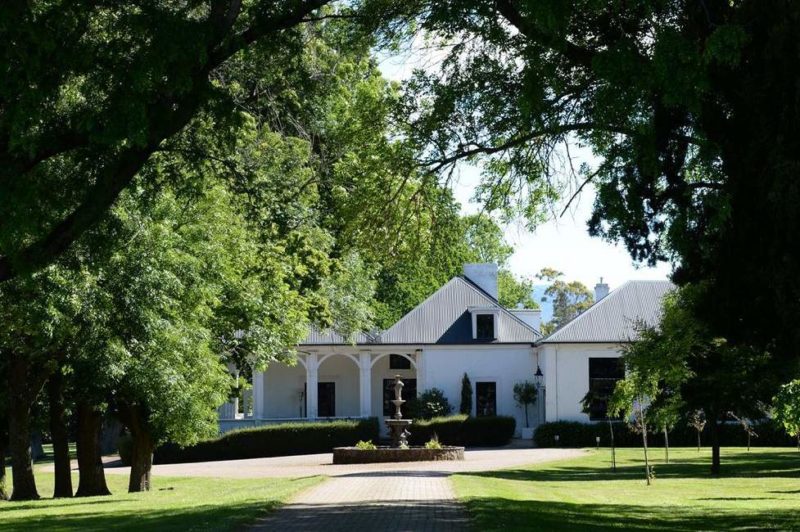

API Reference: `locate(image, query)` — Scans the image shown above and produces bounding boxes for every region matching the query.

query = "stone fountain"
[385,375,413,447]
[332,375,465,464]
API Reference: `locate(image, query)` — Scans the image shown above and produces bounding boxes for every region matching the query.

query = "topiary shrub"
[409,415,516,447]
[155,418,379,464]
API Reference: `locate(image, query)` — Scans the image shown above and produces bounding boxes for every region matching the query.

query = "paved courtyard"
[95,447,583,531]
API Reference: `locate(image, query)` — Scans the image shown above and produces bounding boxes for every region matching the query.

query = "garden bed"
[333,445,465,464]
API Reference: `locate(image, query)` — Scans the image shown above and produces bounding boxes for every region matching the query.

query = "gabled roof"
[538,280,674,344]
[301,328,373,346]
[376,276,540,344]
[299,275,541,346]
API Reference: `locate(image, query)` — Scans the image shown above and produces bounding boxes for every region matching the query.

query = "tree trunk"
[0,442,9,500]
[710,419,721,475]
[75,403,110,497]
[128,429,155,493]
[7,356,39,501]
[524,405,529,428]
[608,420,616,472]
[117,402,155,492]
[697,429,701,451]
[48,372,73,498]
[664,428,669,464]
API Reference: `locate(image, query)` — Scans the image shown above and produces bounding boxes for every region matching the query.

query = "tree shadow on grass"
[0,498,282,532]
[463,497,800,531]
[465,450,800,483]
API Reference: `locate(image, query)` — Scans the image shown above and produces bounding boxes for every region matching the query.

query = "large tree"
[374,0,800,417]
[0,0,341,283]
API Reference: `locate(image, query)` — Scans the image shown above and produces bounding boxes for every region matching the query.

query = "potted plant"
[514,381,538,439]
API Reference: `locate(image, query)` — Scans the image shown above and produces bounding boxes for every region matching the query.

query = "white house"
[220,264,673,436]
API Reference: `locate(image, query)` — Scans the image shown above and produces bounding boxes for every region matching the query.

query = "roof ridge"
[538,280,631,343]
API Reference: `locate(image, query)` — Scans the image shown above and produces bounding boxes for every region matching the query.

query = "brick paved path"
[250,472,468,531]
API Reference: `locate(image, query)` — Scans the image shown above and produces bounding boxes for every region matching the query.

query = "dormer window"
[476,314,495,340]
[470,307,499,340]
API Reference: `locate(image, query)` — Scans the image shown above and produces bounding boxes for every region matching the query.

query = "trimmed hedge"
[534,419,797,448]
[409,414,516,447]
[154,418,379,464]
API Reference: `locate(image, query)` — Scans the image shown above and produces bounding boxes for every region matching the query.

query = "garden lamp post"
[534,365,544,425]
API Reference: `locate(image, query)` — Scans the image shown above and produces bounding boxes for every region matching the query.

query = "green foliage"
[424,436,443,450]
[155,418,380,464]
[409,415,516,447]
[498,270,538,309]
[773,380,800,444]
[513,381,538,427]
[460,373,473,415]
[536,268,593,334]
[409,388,453,420]
[354,440,377,450]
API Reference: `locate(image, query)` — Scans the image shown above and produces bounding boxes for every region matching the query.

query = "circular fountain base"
[332,446,465,464]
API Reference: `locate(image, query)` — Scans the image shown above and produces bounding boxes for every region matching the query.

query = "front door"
[318,382,335,417]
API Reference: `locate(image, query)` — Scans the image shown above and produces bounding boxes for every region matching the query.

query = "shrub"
[408,388,453,420]
[464,416,517,446]
[155,418,379,464]
[117,433,132,466]
[409,415,516,447]
[355,440,377,450]
[534,418,797,448]
[460,373,472,415]
[425,436,442,449]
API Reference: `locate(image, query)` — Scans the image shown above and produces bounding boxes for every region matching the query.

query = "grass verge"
[452,447,800,531]
[0,470,321,531]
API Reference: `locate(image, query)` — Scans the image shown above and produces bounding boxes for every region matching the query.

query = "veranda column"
[415,349,425,392]
[306,353,319,419]
[358,352,372,418]
[252,370,264,419]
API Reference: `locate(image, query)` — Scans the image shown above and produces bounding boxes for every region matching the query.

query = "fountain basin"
[333,445,465,464]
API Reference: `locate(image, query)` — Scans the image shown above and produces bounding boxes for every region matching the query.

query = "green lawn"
[452,447,800,531]
[0,470,321,531]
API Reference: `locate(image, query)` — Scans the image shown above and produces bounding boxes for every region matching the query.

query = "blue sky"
[377,45,672,292]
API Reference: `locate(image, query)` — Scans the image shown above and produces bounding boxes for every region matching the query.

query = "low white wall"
[539,343,622,422]
[421,345,538,435]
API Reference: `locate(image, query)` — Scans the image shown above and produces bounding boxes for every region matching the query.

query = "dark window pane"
[389,354,411,370]
[476,381,497,417]
[318,382,335,417]
[588,358,624,420]
[383,378,417,416]
[476,314,495,339]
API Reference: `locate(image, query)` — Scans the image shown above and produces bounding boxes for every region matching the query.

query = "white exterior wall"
[260,363,306,418]
[420,345,538,435]
[539,343,622,422]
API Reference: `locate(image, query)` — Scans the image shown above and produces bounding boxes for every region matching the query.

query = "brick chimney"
[594,277,610,301]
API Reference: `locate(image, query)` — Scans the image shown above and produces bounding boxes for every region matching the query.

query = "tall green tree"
[0,1,352,283]
[373,0,800,424]
[536,268,593,334]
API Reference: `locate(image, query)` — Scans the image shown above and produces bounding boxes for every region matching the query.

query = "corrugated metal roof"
[377,276,540,344]
[300,328,373,346]
[538,280,674,344]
